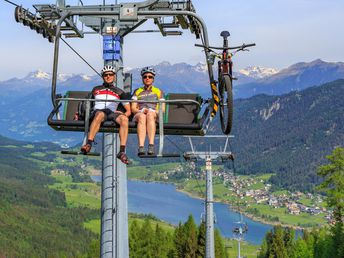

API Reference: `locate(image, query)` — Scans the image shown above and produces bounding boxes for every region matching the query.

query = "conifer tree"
[136,219,155,258]
[196,222,206,258]
[317,147,344,258]
[153,224,173,258]
[129,220,140,258]
[283,227,295,254]
[292,238,311,258]
[184,215,198,258]
[270,226,288,258]
[174,222,187,258]
[214,228,226,258]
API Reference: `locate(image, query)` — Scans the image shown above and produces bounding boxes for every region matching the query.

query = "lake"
[92,176,273,245]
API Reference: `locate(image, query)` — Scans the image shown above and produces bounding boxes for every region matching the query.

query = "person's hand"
[115,111,128,117]
[73,112,79,120]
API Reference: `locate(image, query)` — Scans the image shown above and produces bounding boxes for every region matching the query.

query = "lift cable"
[4,0,20,7]
[165,136,184,154]
[227,142,243,218]
[60,37,102,77]
[166,136,205,199]
[5,0,101,77]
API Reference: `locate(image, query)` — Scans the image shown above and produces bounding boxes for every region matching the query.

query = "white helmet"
[101,65,116,75]
[140,66,156,77]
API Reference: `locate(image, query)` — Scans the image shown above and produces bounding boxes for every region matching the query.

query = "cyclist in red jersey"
[80,65,131,164]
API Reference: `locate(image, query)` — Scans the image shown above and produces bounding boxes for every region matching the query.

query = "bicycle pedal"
[232,77,238,80]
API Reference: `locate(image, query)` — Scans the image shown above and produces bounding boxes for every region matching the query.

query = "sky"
[1,0,344,80]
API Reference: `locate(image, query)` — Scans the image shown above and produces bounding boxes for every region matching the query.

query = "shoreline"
[175,186,306,230]
[90,174,307,230]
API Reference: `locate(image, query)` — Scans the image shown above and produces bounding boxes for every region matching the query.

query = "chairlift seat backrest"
[49,91,207,135]
[63,91,90,120]
[164,93,201,124]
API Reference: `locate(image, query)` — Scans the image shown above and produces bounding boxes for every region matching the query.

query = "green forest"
[0,134,343,257]
[0,136,228,257]
[258,148,344,258]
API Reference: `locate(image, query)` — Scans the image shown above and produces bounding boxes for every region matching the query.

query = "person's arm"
[131,100,140,114]
[123,103,131,117]
[88,91,95,111]
[131,91,141,114]
[120,91,131,117]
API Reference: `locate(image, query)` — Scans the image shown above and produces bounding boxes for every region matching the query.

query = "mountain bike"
[196,31,255,134]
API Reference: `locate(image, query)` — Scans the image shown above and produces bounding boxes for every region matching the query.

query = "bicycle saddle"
[220,31,230,39]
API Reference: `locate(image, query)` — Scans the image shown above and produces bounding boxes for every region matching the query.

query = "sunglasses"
[143,75,154,79]
[103,73,115,77]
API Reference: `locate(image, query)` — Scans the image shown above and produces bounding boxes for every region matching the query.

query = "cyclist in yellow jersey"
[131,67,165,155]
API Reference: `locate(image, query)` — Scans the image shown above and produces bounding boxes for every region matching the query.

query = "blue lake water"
[91,176,272,245]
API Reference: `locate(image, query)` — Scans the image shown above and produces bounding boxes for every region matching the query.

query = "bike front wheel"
[219,74,233,134]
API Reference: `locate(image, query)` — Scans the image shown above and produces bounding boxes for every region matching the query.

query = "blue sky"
[1,0,344,80]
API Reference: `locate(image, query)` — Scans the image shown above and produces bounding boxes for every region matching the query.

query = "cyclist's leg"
[88,110,106,141]
[134,112,147,147]
[115,114,129,147]
[81,110,106,154]
[146,110,157,145]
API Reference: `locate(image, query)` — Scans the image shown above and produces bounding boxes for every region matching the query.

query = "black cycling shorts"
[90,108,121,122]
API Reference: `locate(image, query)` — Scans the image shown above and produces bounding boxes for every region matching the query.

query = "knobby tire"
[219,74,233,134]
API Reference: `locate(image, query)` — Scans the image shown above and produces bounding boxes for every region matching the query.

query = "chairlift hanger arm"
[51,4,215,111]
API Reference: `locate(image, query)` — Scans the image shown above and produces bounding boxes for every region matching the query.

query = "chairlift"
[18,0,233,156]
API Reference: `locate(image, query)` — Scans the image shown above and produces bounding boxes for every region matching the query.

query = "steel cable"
[60,37,101,77]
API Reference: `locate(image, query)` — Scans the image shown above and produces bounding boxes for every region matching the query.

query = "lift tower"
[184,136,234,258]
[13,1,215,257]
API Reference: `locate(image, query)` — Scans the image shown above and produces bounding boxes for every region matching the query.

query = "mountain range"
[0,59,343,191]
[0,61,277,100]
[235,59,344,98]
[0,59,343,144]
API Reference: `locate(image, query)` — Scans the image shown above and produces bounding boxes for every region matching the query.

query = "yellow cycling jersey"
[132,85,164,111]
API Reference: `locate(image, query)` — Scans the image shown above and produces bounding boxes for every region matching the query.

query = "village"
[218,169,333,224]
[161,164,333,226]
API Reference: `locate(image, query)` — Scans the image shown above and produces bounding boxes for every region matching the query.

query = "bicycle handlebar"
[195,43,256,51]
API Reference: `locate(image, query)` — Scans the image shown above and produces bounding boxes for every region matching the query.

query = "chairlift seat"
[48,91,208,135]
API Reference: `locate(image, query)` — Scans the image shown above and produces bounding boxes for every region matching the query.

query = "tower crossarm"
[30,0,201,39]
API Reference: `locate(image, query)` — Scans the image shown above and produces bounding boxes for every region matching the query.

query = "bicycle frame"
[218,50,233,78]
[218,31,233,81]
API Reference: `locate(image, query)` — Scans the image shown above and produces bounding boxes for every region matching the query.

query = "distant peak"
[310,58,324,64]
[285,59,341,72]
[193,62,208,73]
[239,66,279,79]
[81,74,92,81]
[157,61,171,66]
[26,69,51,80]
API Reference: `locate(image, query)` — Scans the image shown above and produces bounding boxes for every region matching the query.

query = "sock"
[87,139,94,145]
[149,144,154,147]
[120,145,126,152]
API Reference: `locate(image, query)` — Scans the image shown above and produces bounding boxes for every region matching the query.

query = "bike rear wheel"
[219,74,233,134]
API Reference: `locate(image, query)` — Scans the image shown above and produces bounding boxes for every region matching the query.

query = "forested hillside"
[0,136,98,257]
[258,148,344,258]
[231,79,344,191]
[0,135,234,257]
